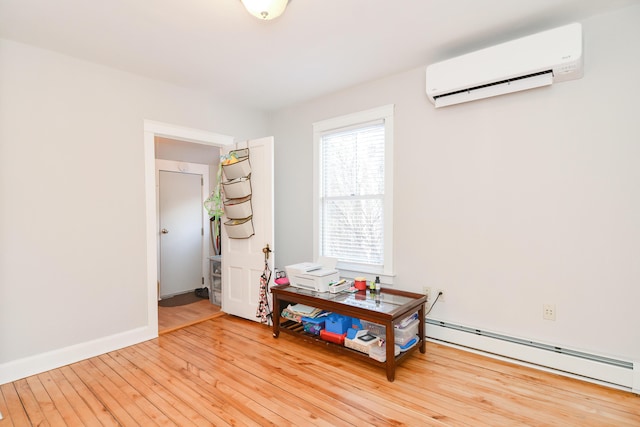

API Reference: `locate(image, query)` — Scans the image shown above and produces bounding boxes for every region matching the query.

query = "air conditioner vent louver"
[433,70,553,100]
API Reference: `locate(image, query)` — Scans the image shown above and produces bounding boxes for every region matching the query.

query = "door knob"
[161,228,169,234]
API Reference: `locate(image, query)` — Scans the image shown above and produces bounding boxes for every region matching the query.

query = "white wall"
[270,4,640,366]
[0,39,268,382]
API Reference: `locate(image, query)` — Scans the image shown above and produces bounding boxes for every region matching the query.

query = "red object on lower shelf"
[320,329,347,345]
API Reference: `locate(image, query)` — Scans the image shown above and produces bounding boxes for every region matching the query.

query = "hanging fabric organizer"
[221,148,255,239]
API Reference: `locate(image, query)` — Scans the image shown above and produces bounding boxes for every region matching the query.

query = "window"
[313,105,394,281]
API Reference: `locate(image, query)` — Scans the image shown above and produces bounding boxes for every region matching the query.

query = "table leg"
[272,293,280,338]
[419,303,426,353]
[385,321,395,382]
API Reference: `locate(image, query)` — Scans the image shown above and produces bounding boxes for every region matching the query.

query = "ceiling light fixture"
[241,0,289,20]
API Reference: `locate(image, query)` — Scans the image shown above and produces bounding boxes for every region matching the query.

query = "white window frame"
[313,104,395,285]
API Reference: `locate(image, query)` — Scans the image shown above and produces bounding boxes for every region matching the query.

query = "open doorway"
[143,121,235,336]
[155,137,222,332]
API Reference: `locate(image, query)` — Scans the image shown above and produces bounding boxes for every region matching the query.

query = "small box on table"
[360,320,385,337]
[320,329,347,345]
[395,318,419,345]
[345,332,381,354]
[369,343,401,362]
[301,316,325,335]
[325,313,352,334]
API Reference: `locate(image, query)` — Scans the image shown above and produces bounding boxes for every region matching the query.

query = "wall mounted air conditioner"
[426,23,583,108]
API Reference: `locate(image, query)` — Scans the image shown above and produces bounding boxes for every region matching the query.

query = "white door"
[221,137,274,321]
[158,169,204,298]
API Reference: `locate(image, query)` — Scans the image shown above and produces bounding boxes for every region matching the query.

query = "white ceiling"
[1,0,637,111]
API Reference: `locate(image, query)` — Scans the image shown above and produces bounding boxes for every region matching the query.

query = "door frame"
[144,120,234,336]
[156,160,210,298]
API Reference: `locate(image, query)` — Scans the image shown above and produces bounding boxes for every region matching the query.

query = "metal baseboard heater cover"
[426,319,637,391]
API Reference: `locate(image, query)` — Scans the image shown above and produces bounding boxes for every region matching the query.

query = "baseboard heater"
[426,319,637,392]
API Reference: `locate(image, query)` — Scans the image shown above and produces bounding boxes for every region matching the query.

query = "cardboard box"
[345,332,381,354]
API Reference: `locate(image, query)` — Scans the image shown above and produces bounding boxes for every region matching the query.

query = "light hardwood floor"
[1,315,638,426]
[158,299,223,334]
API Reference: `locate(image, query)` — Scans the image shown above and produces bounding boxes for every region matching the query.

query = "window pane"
[321,124,384,197]
[321,198,383,265]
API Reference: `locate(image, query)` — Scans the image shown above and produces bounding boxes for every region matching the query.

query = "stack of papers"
[281,304,324,322]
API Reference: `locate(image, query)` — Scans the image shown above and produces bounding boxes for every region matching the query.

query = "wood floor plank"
[190,318,472,426]
[405,346,640,426]
[100,351,206,427]
[180,322,387,426]
[58,365,120,426]
[170,325,372,427]
[25,374,69,426]
[200,318,480,426]
[0,382,31,427]
[45,368,105,427]
[89,355,176,426]
[109,348,219,426]
[35,371,86,426]
[449,350,640,415]
[70,359,141,426]
[13,378,49,427]
[200,316,640,427]
[1,314,639,426]
[155,333,296,426]
[136,340,276,426]
[158,299,222,334]
[78,357,162,425]
[170,323,380,426]
[117,344,233,426]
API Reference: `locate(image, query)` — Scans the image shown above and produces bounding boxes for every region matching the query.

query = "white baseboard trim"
[427,321,636,392]
[0,326,157,385]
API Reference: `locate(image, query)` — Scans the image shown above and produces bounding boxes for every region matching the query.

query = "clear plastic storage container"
[394,318,419,345]
[369,343,400,362]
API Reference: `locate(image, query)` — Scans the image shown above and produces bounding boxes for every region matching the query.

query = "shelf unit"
[209,255,221,305]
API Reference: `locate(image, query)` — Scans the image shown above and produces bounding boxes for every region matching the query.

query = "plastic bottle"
[375,276,381,292]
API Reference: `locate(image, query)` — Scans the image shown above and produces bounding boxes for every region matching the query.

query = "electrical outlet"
[423,287,432,303]
[543,304,556,321]
[423,287,444,304]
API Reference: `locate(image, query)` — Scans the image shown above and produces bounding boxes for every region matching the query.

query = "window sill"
[336,264,395,287]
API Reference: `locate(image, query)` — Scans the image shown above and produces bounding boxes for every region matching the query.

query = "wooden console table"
[271,284,427,381]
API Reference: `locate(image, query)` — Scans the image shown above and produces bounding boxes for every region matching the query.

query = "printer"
[285,258,339,293]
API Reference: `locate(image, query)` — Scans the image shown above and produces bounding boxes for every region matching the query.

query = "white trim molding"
[312,104,395,280]
[144,120,234,146]
[144,120,234,336]
[0,326,154,385]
